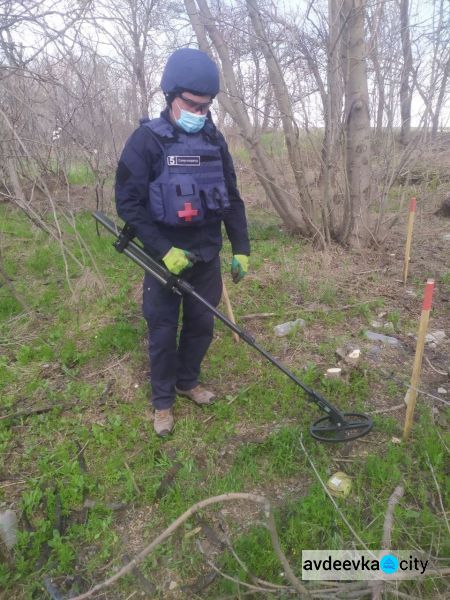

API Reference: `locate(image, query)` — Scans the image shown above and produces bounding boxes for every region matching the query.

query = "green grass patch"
[0,203,448,599]
[67,164,96,186]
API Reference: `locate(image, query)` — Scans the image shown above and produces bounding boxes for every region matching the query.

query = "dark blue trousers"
[143,256,222,410]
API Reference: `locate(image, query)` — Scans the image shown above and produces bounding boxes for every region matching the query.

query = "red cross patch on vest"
[177,202,199,222]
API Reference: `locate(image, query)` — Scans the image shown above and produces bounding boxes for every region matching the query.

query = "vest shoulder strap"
[142,117,177,140]
[142,116,221,148]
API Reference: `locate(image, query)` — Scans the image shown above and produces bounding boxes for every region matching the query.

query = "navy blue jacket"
[115,108,250,262]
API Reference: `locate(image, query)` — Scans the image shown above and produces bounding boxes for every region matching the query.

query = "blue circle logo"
[380,554,399,574]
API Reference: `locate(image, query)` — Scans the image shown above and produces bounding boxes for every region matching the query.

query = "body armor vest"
[143,117,230,227]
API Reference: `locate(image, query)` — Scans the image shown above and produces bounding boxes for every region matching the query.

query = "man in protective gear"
[115,48,250,437]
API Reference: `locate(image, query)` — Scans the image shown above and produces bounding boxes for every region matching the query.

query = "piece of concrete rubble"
[437,388,447,395]
[404,388,413,406]
[370,320,395,332]
[425,331,446,346]
[0,509,18,550]
[370,320,383,329]
[367,345,382,360]
[364,331,401,346]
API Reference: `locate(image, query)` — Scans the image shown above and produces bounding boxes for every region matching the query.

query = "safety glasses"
[178,93,213,114]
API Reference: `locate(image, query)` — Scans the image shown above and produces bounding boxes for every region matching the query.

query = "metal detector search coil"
[93,211,373,443]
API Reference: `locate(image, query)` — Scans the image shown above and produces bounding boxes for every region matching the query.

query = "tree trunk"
[245,0,320,240]
[261,85,273,131]
[431,55,449,138]
[368,1,386,135]
[340,0,371,244]
[184,0,311,236]
[399,0,413,145]
[321,0,343,242]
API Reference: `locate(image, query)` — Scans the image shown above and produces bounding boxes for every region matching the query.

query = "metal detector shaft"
[93,211,343,422]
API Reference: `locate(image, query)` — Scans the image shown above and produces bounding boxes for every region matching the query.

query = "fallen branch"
[0,404,73,422]
[371,485,404,600]
[299,299,381,313]
[43,577,64,600]
[353,268,385,276]
[369,403,405,414]
[180,570,217,595]
[217,514,291,592]
[197,540,282,595]
[381,486,404,549]
[98,380,115,405]
[154,462,182,501]
[68,492,310,600]
[424,356,447,377]
[241,312,277,320]
[121,553,156,596]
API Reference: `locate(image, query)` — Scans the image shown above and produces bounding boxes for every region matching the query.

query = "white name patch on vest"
[167,156,201,166]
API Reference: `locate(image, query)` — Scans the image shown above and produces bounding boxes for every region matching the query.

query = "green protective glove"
[162,247,194,275]
[231,254,249,283]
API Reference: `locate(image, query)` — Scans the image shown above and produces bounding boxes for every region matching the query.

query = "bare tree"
[87,0,164,122]
[246,0,319,239]
[399,0,414,145]
[184,0,316,239]
[340,0,371,242]
[1,0,447,252]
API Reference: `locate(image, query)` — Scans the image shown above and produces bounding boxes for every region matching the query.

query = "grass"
[0,203,448,599]
[66,164,96,186]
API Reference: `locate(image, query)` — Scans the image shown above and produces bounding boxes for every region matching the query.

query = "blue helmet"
[161,48,220,97]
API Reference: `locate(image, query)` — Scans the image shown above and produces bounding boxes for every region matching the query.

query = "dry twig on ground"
[68,492,310,600]
[371,485,404,600]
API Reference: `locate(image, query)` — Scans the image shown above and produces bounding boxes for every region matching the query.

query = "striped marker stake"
[402,197,417,285]
[403,279,435,441]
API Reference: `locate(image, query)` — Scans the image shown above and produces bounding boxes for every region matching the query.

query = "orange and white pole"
[403,279,435,441]
[402,197,417,285]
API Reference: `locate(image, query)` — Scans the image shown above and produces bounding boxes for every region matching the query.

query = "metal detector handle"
[93,212,373,442]
[92,211,181,293]
[114,222,136,253]
[92,212,350,428]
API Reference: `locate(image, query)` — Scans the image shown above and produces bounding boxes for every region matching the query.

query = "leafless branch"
[68,492,310,600]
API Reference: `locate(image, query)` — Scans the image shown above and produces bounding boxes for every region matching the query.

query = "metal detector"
[93,211,373,443]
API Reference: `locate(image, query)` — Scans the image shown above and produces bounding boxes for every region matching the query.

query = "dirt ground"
[2,189,449,599]
[110,210,449,598]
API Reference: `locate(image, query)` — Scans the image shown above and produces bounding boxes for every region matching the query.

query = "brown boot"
[175,385,216,406]
[153,408,174,437]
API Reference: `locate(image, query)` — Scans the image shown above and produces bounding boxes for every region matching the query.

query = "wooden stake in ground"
[402,197,417,285]
[403,279,435,441]
[221,278,239,343]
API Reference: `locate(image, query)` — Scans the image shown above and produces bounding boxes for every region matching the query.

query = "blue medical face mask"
[175,101,207,133]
